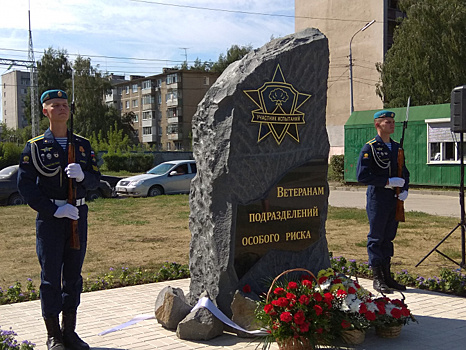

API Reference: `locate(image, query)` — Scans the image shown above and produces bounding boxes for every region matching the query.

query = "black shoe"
[382,263,407,291]
[44,316,66,350]
[372,266,393,294]
[62,313,90,350]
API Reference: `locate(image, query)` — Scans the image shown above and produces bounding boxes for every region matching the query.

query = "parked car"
[0,165,24,205]
[0,165,115,206]
[115,160,196,197]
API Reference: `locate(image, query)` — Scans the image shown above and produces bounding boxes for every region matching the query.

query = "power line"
[129,0,377,23]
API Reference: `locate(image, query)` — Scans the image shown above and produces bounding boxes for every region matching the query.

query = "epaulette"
[366,138,376,145]
[74,133,89,141]
[27,134,44,143]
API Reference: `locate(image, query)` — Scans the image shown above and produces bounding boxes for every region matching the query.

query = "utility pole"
[180,47,189,68]
[28,1,39,137]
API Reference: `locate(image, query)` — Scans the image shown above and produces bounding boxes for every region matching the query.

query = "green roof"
[346,103,450,126]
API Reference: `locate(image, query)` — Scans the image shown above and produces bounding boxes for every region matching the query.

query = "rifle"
[68,70,80,250]
[395,97,410,222]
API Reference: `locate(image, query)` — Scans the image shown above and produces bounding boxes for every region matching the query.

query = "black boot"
[62,312,90,350]
[44,316,66,350]
[372,266,393,294]
[382,263,406,291]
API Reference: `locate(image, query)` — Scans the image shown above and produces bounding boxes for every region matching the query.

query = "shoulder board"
[392,140,400,145]
[366,138,376,145]
[74,134,89,142]
[27,134,44,143]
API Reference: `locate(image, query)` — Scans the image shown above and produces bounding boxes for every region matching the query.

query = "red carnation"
[391,308,402,319]
[313,292,323,301]
[336,289,347,298]
[316,328,323,334]
[347,287,357,294]
[288,281,298,289]
[264,304,274,314]
[354,282,361,288]
[365,311,376,321]
[286,292,297,300]
[313,305,323,316]
[302,279,313,288]
[324,292,334,301]
[299,294,310,305]
[294,310,306,325]
[280,311,293,323]
[318,276,328,284]
[299,322,310,333]
[334,278,342,284]
[401,307,411,317]
[274,287,285,295]
[341,319,351,329]
[242,284,251,293]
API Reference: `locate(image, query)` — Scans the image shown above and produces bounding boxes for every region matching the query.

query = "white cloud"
[0,0,294,76]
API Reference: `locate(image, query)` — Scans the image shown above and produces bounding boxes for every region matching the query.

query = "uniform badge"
[41,146,52,152]
[79,146,85,153]
[363,153,369,158]
[46,153,52,160]
[54,152,59,158]
[82,152,86,157]
[23,155,30,164]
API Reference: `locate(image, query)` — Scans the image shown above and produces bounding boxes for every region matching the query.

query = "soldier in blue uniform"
[17,89,100,350]
[356,110,409,294]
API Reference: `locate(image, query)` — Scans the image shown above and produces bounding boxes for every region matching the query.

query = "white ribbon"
[98,296,268,336]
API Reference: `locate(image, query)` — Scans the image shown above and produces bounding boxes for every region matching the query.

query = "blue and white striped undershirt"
[385,142,392,151]
[55,137,68,151]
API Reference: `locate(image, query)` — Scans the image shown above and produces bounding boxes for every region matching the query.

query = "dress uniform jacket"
[356,135,409,267]
[17,128,100,317]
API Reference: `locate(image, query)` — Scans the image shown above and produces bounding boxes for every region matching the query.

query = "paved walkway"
[2,277,466,350]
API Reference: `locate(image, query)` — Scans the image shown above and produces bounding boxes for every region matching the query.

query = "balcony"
[142,118,156,127]
[168,116,182,124]
[166,98,178,107]
[143,134,158,143]
[167,132,183,140]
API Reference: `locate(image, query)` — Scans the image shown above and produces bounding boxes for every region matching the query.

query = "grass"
[0,196,463,291]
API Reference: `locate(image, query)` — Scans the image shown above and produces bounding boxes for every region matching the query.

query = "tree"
[210,44,253,73]
[376,0,466,107]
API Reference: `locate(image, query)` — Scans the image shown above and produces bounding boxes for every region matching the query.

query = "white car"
[115,160,196,197]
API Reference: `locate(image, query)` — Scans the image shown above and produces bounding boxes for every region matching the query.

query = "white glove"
[386,177,405,188]
[54,204,79,220]
[398,191,408,201]
[65,163,84,182]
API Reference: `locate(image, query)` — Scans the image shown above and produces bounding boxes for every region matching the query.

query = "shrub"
[329,155,344,182]
[102,152,154,172]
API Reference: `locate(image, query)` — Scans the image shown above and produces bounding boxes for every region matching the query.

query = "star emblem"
[243,64,312,145]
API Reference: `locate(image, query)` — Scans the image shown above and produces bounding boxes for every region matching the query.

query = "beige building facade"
[1,70,30,130]
[114,69,219,150]
[295,0,403,155]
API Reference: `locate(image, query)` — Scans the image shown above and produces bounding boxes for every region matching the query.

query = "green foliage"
[102,152,154,172]
[0,142,23,169]
[329,155,345,182]
[89,121,131,153]
[211,44,253,73]
[376,0,466,107]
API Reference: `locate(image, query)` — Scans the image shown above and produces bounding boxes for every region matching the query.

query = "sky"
[0,0,295,77]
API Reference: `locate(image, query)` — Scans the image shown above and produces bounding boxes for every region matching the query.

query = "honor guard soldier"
[17,89,100,350]
[356,110,409,294]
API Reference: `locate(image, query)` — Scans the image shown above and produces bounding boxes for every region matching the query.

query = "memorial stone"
[189,28,331,315]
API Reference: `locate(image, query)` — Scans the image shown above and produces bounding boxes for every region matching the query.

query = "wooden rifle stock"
[395,148,405,222]
[68,140,80,250]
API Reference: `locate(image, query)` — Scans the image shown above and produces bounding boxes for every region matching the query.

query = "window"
[203,76,210,85]
[142,80,151,90]
[125,86,130,94]
[143,127,152,135]
[175,142,183,151]
[142,94,154,105]
[125,101,129,109]
[166,142,171,150]
[157,79,162,88]
[132,84,138,93]
[158,94,162,104]
[426,119,465,163]
[142,111,154,120]
[134,113,139,122]
[132,99,138,107]
[166,73,179,85]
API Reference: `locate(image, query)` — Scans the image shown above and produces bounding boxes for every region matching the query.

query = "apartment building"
[114,68,220,150]
[295,0,403,155]
[1,70,30,129]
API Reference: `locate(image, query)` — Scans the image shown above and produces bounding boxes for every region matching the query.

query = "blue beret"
[374,110,395,119]
[40,89,68,104]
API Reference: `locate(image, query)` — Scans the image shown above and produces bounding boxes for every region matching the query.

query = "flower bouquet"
[316,268,374,344]
[255,268,334,350]
[372,296,417,338]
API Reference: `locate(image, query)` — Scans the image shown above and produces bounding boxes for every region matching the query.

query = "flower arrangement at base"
[255,269,334,349]
[372,296,417,334]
